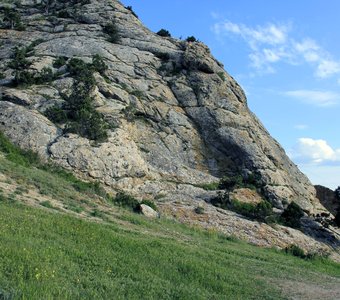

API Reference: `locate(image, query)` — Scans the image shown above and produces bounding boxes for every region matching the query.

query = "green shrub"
[157,29,171,37]
[231,199,273,222]
[155,52,170,61]
[91,54,108,75]
[7,46,31,70]
[125,5,138,18]
[186,36,197,42]
[194,206,205,214]
[211,191,274,223]
[285,245,306,258]
[140,199,158,211]
[103,22,120,43]
[45,57,109,142]
[0,73,5,80]
[44,105,68,123]
[194,182,220,191]
[219,175,243,190]
[40,201,54,209]
[334,210,340,227]
[2,7,25,30]
[53,56,67,68]
[114,192,139,210]
[281,202,304,228]
[217,72,226,82]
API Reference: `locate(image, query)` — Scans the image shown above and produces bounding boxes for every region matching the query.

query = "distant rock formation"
[315,185,339,216]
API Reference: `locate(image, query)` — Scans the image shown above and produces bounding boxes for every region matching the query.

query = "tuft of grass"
[194,182,220,191]
[40,201,54,209]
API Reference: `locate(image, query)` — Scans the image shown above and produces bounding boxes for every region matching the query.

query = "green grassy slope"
[0,201,339,299]
[0,131,339,299]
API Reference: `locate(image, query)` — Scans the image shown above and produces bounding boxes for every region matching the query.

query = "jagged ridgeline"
[0,0,324,215]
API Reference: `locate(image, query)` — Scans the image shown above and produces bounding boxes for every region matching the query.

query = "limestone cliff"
[0,0,324,214]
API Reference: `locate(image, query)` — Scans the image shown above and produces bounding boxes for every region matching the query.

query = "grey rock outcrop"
[0,0,324,215]
[140,204,159,219]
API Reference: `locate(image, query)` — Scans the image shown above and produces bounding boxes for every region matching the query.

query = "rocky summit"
[0,0,339,258]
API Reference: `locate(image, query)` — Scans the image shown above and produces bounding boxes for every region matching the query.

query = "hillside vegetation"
[0,133,339,299]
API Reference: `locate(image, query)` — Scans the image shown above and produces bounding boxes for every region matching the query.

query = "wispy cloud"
[212,20,340,78]
[294,124,308,130]
[284,90,339,107]
[289,138,340,165]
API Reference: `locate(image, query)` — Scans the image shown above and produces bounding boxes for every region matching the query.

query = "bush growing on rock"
[157,29,171,37]
[103,22,120,43]
[53,56,67,68]
[125,5,138,18]
[114,192,140,210]
[1,7,26,31]
[211,191,274,223]
[281,202,304,228]
[186,36,197,42]
[45,57,109,142]
[285,245,306,258]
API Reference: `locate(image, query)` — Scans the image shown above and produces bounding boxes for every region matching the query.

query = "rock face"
[315,185,339,216]
[0,0,322,214]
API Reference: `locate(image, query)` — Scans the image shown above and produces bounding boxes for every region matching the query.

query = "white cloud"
[294,124,308,130]
[290,138,340,165]
[315,60,340,78]
[212,20,340,78]
[285,90,339,107]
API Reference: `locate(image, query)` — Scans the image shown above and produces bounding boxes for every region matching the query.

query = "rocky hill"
[0,0,339,258]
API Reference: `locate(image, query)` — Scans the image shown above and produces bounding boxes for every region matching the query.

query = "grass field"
[0,199,339,299]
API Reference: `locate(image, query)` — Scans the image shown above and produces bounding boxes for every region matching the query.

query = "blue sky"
[122,0,340,189]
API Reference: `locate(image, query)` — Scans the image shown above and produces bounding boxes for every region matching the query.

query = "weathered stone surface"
[315,185,339,216]
[0,0,337,257]
[140,204,159,219]
[0,0,324,210]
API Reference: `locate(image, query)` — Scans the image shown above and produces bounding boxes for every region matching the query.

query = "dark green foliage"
[231,199,273,222]
[8,46,31,70]
[219,175,243,190]
[211,191,274,223]
[194,206,205,214]
[140,199,158,211]
[114,192,139,210]
[125,5,138,18]
[218,172,263,191]
[211,191,230,208]
[335,186,340,200]
[2,7,25,30]
[285,245,306,258]
[281,202,304,228]
[91,54,108,75]
[40,201,54,209]
[157,29,171,37]
[186,36,197,42]
[103,22,120,43]
[217,71,226,82]
[44,106,68,123]
[155,52,170,61]
[53,56,67,68]
[0,73,5,80]
[45,57,109,142]
[334,211,340,227]
[36,67,55,83]
[194,182,220,191]
[57,9,71,18]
